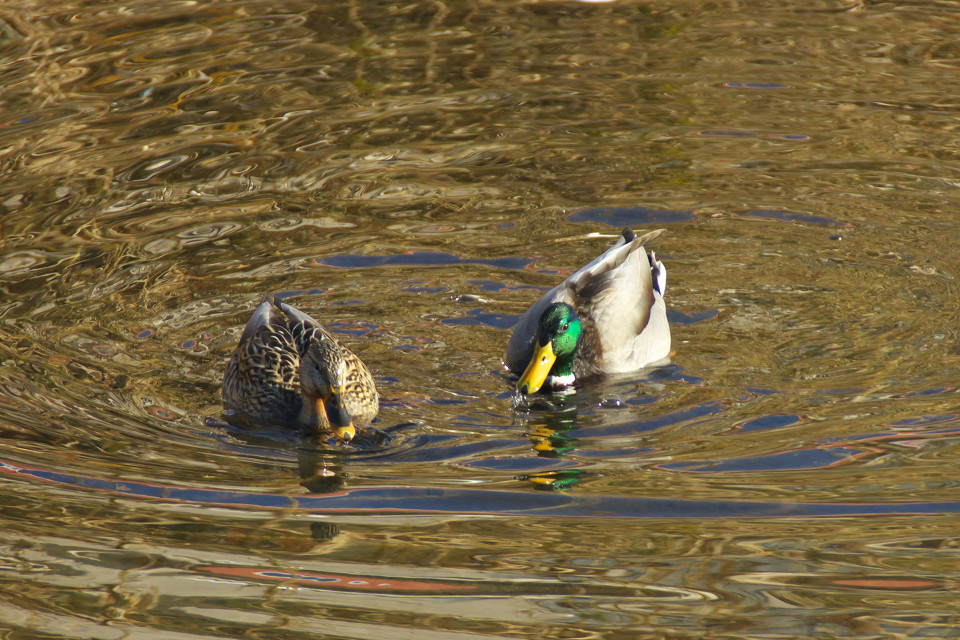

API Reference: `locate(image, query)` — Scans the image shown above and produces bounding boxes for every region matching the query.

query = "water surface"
[2,0,960,637]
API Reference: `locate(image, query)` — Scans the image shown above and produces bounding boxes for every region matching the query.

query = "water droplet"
[599,395,623,408]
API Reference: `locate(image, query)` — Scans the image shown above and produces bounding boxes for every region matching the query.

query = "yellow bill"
[333,423,356,442]
[315,392,356,442]
[517,341,556,395]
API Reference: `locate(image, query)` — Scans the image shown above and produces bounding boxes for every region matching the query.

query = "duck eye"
[561,322,569,332]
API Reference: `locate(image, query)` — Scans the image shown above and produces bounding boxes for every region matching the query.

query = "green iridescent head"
[538,303,582,358]
[517,303,583,394]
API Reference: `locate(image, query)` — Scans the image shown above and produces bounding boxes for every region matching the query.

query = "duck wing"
[572,229,670,375]
[222,294,301,421]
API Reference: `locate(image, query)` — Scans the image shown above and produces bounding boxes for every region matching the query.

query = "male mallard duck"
[222,293,379,440]
[505,228,671,394]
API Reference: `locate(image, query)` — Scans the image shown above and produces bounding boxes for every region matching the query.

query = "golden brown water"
[2,0,960,637]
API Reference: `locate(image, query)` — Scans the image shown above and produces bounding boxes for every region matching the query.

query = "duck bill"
[517,342,556,395]
[315,392,356,441]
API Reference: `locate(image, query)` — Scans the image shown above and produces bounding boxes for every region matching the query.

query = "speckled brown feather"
[222,294,379,429]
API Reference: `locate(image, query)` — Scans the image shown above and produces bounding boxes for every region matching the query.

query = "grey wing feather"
[574,241,669,372]
[277,298,324,330]
[237,297,276,345]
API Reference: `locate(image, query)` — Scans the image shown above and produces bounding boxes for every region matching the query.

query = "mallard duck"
[222,293,379,440]
[505,228,671,394]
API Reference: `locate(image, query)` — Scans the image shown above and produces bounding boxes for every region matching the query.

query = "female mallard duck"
[222,293,379,440]
[505,228,671,394]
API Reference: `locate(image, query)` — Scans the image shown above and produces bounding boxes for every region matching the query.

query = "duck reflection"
[526,403,579,457]
[515,400,586,491]
[296,434,348,495]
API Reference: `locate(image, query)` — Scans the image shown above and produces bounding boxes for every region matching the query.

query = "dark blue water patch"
[136,328,155,339]
[8,459,960,519]
[668,309,720,325]
[429,397,469,406]
[817,387,867,396]
[724,82,789,89]
[312,253,536,271]
[466,280,541,293]
[699,129,758,138]
[642,363,705,387]
[673,374,706,386]
[462,457,581,472]
[737,209,849,228]
[733,414,803,434]
[328,299,367,307]
[567,206,696,228]
[822,427,960,446]
[467,280,506,291]
[567,400,726,439]
[659,446,866,473]
[325,321,379,337]
[819,431,890,445]
[274,288,326,301]
[576,447,658,458]
[361,436,522,464]
[392,345,421,352]
[770,133,812,141]
[898,387,956,398]
[747,387,780,396]
[698,130,811,142]
[441,308,519,330]
[888,414,959,427]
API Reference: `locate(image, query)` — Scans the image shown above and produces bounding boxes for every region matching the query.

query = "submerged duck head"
[517,302,583,395]
[299,341,356,441]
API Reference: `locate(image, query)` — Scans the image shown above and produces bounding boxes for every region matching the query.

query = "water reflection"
[3,0,960,636]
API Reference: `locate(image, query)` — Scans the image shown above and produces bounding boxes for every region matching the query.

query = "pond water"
[2,0,960,637]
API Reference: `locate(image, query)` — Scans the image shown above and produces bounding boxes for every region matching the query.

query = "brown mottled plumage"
[222,293,378,439]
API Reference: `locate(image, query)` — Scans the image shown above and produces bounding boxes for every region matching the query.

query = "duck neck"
[549,351,576,381]
[297,396,324,430]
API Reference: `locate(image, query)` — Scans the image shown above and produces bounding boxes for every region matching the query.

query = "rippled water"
[2,0,960,637]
